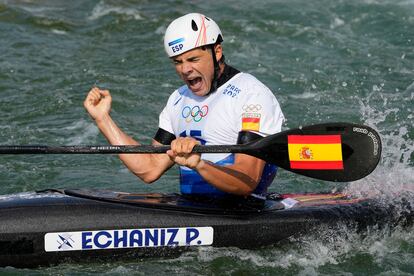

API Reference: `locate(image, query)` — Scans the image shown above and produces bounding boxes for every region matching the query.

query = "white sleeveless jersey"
[158,72,285,195]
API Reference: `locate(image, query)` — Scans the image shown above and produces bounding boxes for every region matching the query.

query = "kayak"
[0,188,412,268]
[0,122,387,268]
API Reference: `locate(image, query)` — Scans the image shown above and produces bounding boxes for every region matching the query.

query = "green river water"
[0,0,413,274]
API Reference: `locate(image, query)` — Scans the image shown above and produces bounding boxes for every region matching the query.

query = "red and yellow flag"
[242,117,260,131]
[288,135,344,170]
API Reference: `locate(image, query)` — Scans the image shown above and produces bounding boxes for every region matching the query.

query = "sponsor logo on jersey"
[44,227,214,252]
[242,104,261,131]
[182,105,209,123]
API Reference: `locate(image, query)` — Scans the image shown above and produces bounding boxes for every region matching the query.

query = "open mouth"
[187,77,202,90]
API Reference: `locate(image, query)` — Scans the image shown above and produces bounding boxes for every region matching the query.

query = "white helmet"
[164,13,223,58]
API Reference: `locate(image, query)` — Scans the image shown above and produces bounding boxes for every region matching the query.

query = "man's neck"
[215,64,241,89]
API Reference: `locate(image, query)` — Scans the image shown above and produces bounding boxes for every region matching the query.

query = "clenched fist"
[83,87,112,122]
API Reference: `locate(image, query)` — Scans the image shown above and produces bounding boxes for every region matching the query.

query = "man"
[84,13,284,201]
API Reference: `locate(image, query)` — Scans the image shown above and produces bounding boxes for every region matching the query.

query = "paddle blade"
[244,123,381,182]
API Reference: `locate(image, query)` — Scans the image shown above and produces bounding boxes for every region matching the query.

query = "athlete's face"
[172,45,222,97]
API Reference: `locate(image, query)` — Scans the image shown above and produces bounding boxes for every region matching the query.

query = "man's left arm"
[195,153,265,196]
[167,136,265,196]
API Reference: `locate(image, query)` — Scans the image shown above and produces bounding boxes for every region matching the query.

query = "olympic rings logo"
[182,105,209,123]
[242,104,262,112]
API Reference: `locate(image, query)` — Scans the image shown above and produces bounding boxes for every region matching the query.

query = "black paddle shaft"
[0,122,381,182]
[0,144,244,154]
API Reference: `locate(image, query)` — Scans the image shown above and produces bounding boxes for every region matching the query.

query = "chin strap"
[208,44,222,94]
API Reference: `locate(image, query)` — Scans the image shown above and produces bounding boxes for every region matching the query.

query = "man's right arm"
[84,87,174,183]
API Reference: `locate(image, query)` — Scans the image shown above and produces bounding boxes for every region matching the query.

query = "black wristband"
[237,131,263,144]
[153,128,176,145]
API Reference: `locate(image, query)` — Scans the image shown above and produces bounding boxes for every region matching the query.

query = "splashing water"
[1,0,414,274]
[346,84,414,199]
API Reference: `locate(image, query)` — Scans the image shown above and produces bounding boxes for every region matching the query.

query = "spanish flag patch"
[242,114,260,131]
[288,135,344,170]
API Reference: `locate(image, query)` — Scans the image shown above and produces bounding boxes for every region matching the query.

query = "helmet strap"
[208,44,221,94]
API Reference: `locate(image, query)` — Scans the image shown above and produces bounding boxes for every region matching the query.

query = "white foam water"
[88,1,143,21]
[345,86,414,199]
